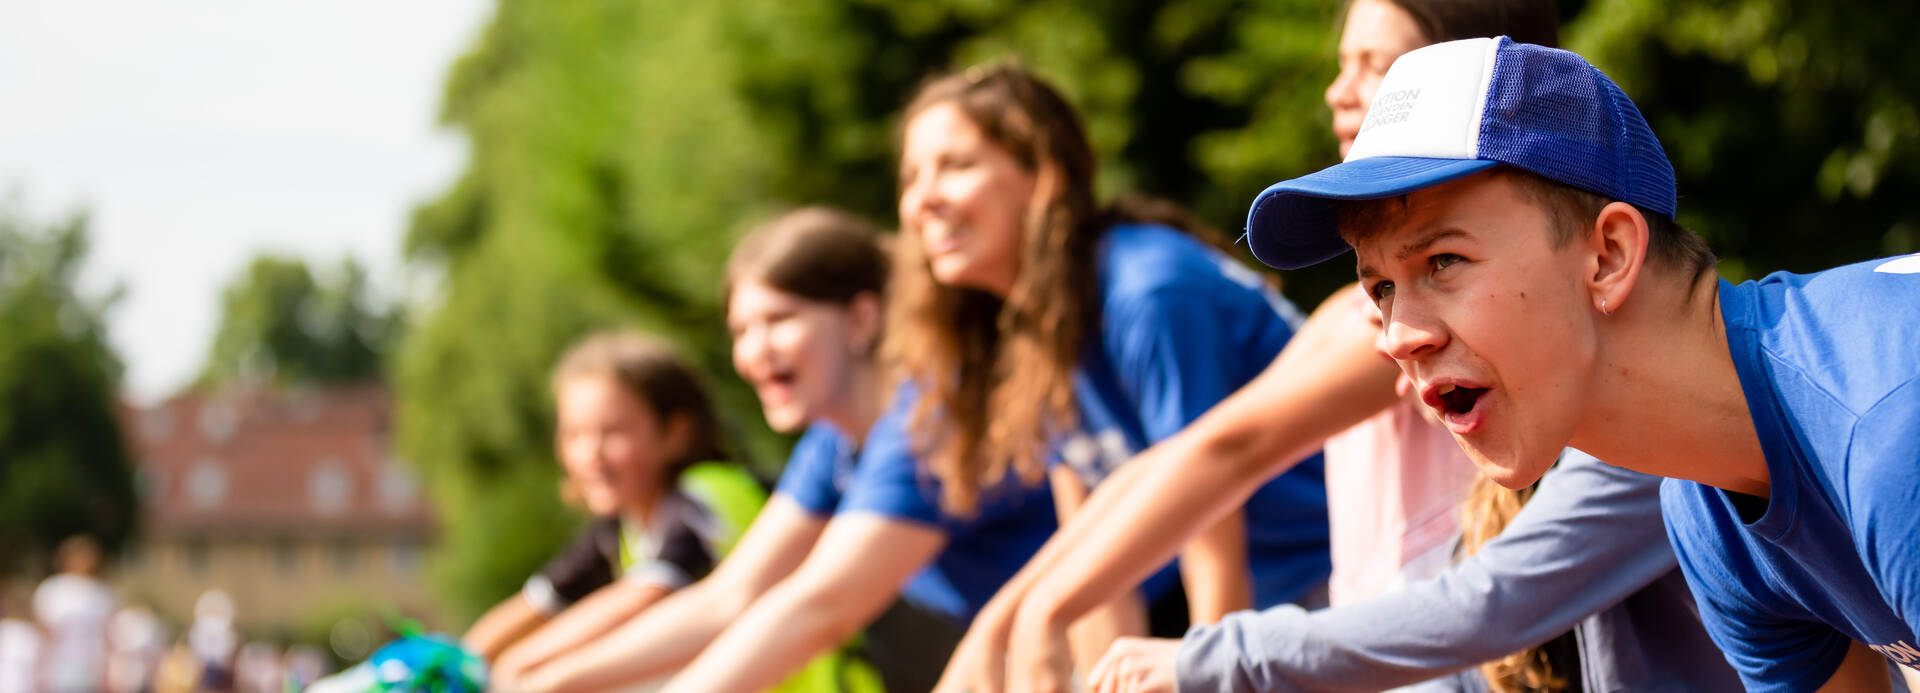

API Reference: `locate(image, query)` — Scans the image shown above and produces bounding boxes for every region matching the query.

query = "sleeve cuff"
[521,575,566,615]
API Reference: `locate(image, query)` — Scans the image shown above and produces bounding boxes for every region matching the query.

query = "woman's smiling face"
[896,102,1036,297]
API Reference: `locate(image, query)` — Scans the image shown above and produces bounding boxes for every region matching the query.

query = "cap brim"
[1245,157,1499,270]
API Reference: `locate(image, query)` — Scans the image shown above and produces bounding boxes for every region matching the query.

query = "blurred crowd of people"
[1,536,332,693]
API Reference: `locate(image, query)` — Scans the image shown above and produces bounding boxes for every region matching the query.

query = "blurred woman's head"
[1326,0,1560,155]
[724,207,889,434]
[888,65,1109,513]
[550,332,726,516]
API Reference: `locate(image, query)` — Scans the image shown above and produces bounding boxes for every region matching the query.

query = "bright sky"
[0,0,493,403]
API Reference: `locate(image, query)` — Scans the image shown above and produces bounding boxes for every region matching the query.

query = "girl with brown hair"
[889,63,1334,655]
[465,330,761,680]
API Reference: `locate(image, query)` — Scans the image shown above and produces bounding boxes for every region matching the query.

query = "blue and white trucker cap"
[1246,37,1676,270]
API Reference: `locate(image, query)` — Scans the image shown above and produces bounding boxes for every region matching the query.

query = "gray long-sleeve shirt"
[1176,450,1739,693]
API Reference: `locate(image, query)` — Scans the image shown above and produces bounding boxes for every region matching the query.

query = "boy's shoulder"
[1723,254,1920,418]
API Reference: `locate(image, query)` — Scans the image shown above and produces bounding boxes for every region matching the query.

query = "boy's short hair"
[1334,167,1717,277]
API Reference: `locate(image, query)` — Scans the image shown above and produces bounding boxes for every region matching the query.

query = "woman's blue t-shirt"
[769,223,1333,620]
[1059,223,1330,609]
[772,416,1057,625]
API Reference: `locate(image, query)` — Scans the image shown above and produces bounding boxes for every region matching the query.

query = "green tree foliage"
[401,0,1920,619]
[1569,0,1920,281]
[0,201,137,572]
[200,256,399,387]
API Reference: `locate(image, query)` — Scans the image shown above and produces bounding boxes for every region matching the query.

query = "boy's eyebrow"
[1354,227,1469,281]
[1396,228,1468,262]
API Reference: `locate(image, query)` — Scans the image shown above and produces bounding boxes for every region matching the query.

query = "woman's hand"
[1086,637,1182,693]
[1004,607,1076,693]
[933,601,1015,693]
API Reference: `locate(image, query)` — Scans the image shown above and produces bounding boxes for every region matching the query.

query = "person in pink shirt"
[1316,288,1477,606]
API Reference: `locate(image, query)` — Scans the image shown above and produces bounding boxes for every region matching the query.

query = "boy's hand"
[1086,637,1181,693]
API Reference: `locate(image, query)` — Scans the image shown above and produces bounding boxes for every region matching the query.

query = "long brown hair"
[1458,474,1565,692]
[550,331,729,490]
[885,65,1102,515]
[887,64,1248,513]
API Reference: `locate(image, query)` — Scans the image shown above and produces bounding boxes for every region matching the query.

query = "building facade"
[116,382,439,637]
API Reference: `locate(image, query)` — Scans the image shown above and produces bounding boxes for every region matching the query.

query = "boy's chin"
[1461,446,1553,489]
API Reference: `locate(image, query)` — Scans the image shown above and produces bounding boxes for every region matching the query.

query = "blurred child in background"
[0,578,41,693]
[464,330,763,679]
[503,208,929,692]
[36,535,116,693]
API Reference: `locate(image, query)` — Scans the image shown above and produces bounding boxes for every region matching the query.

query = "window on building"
[333,539,358,576]
[184,538,210,576]
[186,459,228,510]
[308,461,351,516]
[274,538,299,576]
[389,542,422,576]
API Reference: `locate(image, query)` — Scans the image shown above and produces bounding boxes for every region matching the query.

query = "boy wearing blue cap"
[1246,36,1920,692]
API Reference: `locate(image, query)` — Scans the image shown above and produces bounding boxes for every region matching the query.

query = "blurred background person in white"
[282,645,331,691]
[108,604,169,693]
[188,589,239,693]
[233,642,283,693]
[35,535,116,693]
[0,579,42,693]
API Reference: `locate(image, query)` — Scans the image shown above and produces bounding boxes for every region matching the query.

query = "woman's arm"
[463,595,547,662]
[510,496,827,693]
[657,513,947,693]
[1047,466,1150,676]
[933,288,1400,693]
[491,580,671,679]
[1001,289,1400,693]
[1179,509,1251,624]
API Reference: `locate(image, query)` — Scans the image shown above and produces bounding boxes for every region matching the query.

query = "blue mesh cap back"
[1477,38,1677,219]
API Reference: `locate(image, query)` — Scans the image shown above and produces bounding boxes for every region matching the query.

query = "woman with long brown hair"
[889,64,1334,652]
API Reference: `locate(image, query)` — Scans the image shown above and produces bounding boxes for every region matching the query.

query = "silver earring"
[1600,298,1610,315]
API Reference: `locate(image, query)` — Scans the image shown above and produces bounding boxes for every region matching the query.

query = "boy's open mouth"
[1422,381,1491,434]
[1435,383,1487,416]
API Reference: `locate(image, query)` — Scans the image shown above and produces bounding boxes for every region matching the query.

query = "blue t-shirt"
[773,422,860,515]
[770,408,1058,624]
[1661,254,1920,692]
[841,391,1059,624]
[1058,224,1331,609]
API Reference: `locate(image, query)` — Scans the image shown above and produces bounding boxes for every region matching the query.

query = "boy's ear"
[1587,201,1651,315]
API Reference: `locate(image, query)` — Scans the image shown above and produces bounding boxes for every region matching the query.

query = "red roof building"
[116,382,441,635]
